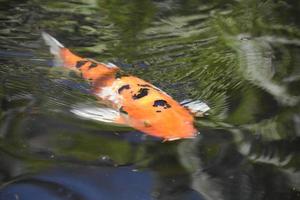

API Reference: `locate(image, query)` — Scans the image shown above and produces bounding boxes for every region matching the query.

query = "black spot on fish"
[88,62,98,69]
[153,100,171,109]
[137,84,152,88]
[76,60,88,68]
[132,88,149,100]
[118,84,130,94]
[119,106,128,115]
[156,110,162,113]
[115,72,122,78]
[115,71,129,79]
[138,84,160,91]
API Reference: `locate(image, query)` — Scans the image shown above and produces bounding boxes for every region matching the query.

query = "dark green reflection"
[97,0,155,61]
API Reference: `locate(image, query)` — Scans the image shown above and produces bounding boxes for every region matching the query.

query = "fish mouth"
[163,131,199,142]
[164,137,182,142]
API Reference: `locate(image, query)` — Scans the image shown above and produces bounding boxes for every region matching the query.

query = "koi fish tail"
[42,32,82,68]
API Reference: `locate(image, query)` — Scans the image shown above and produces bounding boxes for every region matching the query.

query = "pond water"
[0,0,299,199]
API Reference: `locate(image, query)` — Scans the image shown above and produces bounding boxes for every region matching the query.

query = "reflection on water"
[0,0,299,199]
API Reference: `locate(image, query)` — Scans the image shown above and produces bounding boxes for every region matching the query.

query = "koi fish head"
[132,110,198,141]
[116,76,199,141]
[122,100,198,141]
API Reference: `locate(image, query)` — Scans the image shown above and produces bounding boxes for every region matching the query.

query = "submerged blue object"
[0,166,154,200]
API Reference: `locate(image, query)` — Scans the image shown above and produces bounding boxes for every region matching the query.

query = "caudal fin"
[42,32,83,68]
[42,32,64,54]
[42,32,65,66]
[42,32,64,57]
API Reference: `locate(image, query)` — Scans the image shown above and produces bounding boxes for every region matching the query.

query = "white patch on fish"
[96,80,124,108]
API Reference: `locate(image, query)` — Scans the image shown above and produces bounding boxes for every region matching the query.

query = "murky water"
[0,0,299,199]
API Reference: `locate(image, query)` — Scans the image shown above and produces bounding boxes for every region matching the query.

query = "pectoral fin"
[70,104,129,127]
[181,99,210,117]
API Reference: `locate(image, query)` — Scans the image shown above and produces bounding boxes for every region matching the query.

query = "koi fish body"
[42,32,210,141]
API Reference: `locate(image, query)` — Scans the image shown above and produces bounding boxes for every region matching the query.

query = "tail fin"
[42,32,65,66]
[42,32,64,54]
[42,32,83,68]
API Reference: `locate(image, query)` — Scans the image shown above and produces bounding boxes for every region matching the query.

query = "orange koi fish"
[42,32,210,141]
